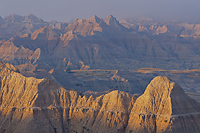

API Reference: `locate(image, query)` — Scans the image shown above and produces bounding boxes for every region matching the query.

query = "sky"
[0,0,200,22]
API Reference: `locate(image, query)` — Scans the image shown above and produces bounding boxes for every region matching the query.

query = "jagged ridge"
[0,63,200,132]
[0,62,135,132]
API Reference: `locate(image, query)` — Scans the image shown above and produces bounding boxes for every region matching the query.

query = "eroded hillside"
[1,14,200,95]
[0,62,199,133]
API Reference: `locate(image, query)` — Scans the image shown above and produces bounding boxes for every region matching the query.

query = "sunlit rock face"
[2,14,200,95]
[126,76,200,133]
[3,14,200,71]
[0,61,136,133]
[0,14,200,132]
[0,62,199,133]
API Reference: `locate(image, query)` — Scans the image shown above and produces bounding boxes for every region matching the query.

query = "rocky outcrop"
[1,13,200,132]
[2,14,200,94]
[0,41,40,65]
[0,62,199,133]
[0,62,136,133]
[0,13,69,40]
[24,14,44,23]
[126,76,200,133]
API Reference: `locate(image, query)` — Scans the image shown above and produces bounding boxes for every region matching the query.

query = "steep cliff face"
[0,61,136,133]
[2,15,200,95]
[126,76,200,133]
[0,63,199,133]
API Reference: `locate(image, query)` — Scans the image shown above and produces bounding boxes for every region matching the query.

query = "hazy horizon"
[1,0,200,22]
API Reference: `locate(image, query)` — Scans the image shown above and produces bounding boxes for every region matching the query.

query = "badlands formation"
[1,14,200,95]
[0,62,199,133]
[0,14,200,132]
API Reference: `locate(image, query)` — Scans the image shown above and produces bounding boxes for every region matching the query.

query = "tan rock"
[0,63,200,133]
[126,76,200,133]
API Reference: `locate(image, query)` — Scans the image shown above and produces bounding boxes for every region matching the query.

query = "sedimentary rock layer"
[0,62,199,133]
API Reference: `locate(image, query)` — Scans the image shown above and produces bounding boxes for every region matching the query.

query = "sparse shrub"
[164,120,167,122]
[83,126,87,129]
